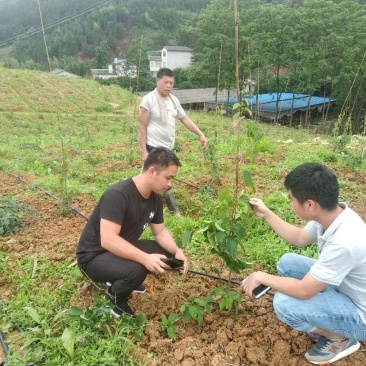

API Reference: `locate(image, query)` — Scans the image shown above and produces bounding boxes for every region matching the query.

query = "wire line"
[0,0,112,47]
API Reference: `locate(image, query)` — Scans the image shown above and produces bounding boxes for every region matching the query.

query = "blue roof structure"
[205,93,336,120]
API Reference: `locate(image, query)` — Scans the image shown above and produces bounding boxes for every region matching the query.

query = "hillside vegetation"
[0,67,134,114]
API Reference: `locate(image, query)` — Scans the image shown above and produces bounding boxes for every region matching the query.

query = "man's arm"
[100,218,166,273]
[242,271,328,299]
[250,198,314,247]
[179,115,208,149]
[138,107,150,161]
[150,222,189,273]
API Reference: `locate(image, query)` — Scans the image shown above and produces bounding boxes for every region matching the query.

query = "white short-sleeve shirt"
[140,90,186,150]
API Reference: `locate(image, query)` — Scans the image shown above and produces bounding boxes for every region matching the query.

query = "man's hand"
[174,248,189,274]
[249,198,272,219]
[142,254,170,274]
[200,134,208,149]
[241,272,264,297]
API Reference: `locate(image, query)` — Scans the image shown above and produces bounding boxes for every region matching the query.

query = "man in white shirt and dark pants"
[138,68,207,216]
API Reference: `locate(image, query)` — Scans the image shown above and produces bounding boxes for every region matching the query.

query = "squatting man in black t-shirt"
[76,147,189,317]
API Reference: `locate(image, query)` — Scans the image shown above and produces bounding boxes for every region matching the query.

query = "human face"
[151,165,178,194]
[288,191,309,220]
[156,75,174,98]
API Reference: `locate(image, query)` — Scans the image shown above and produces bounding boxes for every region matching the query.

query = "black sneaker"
[110,301,135,317]
[104,293,135,317]
[133,284,146,294]
[106,282,146,294]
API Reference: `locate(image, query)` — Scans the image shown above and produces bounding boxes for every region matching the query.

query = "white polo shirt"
[306,203,366,324]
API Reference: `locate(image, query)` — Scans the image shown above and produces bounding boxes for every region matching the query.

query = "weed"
[0,198,30,235]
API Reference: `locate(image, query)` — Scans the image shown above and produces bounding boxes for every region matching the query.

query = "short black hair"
[142,147,181,172]
[284,163,339,210]
[157,68,174,79]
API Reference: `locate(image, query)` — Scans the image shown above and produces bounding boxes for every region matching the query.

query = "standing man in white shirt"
[138,68,207,162]
[138,68,208,216]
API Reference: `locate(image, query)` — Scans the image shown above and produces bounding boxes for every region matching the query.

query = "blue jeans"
[273,253,366,341]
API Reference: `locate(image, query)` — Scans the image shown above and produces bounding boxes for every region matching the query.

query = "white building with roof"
[147,46,193,77]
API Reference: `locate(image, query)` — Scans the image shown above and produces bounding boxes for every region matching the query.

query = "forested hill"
[0,0,210,73]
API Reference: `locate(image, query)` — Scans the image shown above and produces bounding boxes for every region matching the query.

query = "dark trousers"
[78,240,171,302]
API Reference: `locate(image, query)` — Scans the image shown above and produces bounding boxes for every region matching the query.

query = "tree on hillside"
[93,41,109,68]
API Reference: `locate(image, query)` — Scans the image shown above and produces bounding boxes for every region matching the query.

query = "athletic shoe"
[305,336,360,364]
[307,332,321,342]
[133,284,146,293]
[105,282,146,293]
[104,293,135,317]
[110,301,135,317]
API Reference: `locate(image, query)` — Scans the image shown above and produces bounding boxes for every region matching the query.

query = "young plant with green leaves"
[200,98,256,275]
[0,198,33,235]
[210,286,242,314]
[160,313,179,340]
[180,296,214,325]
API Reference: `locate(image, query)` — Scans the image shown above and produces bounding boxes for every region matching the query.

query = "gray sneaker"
[305,336,360,364]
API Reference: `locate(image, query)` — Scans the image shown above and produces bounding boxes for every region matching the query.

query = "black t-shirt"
[76,178,163,263]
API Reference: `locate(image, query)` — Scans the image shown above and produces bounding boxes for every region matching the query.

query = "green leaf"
[219,296,232,310]
[188,305,199,319]
[168,313,179,323]
[243,107,252,117]
[30,345,44,362]
[181,231,192,246]
[161,314,168,325]
[223,237,237,255]
[181,308,191,324]
[233,103,240,109]
[167,325,177,340]
[214,221,225,232]
[233,224,245,239]
[241,170,253,187]
[215,231,226,243]
[68,306,83,317]
[206,231,218,249]
[24,306,41,324]
[61,328,75,358]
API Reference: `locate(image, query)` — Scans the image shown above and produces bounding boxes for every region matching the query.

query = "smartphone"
[252,284,271,299]
[161,257,184,269]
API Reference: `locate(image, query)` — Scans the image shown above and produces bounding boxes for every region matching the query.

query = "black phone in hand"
[161,257,184,269]
[252,284,271,299]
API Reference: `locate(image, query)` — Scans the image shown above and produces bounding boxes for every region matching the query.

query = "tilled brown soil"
[1,171,365,365]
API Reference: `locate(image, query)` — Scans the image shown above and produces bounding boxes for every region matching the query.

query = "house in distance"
[147,46,193,77]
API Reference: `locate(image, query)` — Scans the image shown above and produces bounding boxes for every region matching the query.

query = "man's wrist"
[174,247,183,257]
